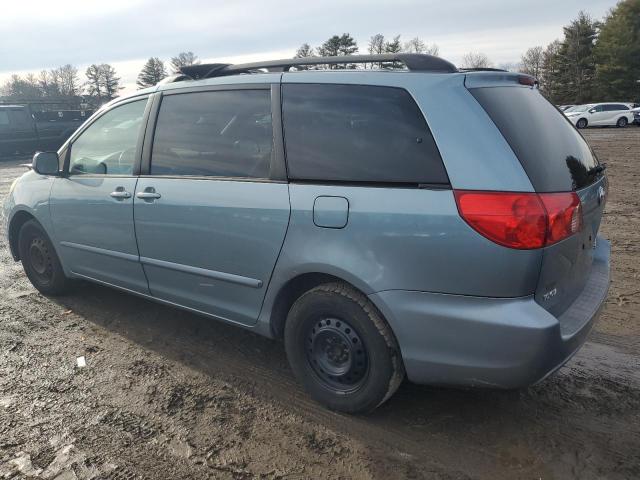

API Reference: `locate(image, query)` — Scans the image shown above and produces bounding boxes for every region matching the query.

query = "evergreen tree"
[85,64,103,100]
[317,34,358,69]
[100,64,122,100]
[540,40,563,101]
[384,35,402,54]
[137,57,168,88]
[555,12,599,103]
[170,52,200,74]
[594,0,640,101]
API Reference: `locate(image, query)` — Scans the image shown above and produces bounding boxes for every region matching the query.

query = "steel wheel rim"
[29,237,53,284]
[307,317,369,393]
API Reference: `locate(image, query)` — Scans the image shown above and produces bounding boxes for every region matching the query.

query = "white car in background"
[564,103,634,129]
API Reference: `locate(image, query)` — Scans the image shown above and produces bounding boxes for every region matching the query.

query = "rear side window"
[151,90,273,178]
[282,84,448,185]
[606,104,628,111]
[470,87,599,192]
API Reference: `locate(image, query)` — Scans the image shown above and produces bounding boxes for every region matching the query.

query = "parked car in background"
[0,103,93,155]
[3,54,610,413]
[564,103,634,128]
[631,107,640,126]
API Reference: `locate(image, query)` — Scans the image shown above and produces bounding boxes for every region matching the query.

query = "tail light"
[454,190,582,249]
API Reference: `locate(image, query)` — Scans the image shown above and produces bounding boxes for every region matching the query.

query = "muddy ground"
[0,128,639,480]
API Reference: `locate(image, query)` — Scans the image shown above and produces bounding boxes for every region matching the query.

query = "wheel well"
[8,210,35,261]
[270,272,351,338]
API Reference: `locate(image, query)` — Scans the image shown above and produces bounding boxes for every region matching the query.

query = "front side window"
[282,84,448,184]
[150,90,273,178]
[69,99,147,175]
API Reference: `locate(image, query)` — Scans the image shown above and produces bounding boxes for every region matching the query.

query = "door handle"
[110,188,131,199]
[136,187,161,200]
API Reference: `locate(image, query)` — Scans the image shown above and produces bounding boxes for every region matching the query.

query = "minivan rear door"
[468,80,606,317]
[134,84,290,327]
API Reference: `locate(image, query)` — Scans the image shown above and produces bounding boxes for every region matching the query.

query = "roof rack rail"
[175,54,458,81]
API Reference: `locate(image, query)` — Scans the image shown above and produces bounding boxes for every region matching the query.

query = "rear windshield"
[470,86,599,192]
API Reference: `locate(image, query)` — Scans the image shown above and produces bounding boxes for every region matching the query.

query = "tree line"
[0,51,201,106]
[2,0,637,106]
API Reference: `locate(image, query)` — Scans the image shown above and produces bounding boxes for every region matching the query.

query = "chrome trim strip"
[60,241,139,262]
[139,256,263,288]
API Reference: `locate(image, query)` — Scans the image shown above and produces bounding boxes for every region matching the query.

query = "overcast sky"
[1,0,617,93]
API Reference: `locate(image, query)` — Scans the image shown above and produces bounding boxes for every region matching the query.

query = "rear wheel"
[18,220,70,295]
[284,282,404,413]
[576,118,588,129]
[616,117,628,128]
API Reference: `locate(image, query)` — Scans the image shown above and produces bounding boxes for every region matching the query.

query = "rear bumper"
[369,238,610,388]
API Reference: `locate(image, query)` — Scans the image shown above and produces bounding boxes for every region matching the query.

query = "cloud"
[0,0,616,90]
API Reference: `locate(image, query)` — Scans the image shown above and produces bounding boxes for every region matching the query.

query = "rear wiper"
[588,163,607,175]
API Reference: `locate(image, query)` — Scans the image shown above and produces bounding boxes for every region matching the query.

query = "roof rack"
[176,53,458,81]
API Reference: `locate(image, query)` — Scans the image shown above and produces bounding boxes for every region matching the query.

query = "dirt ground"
[0,128,639,480]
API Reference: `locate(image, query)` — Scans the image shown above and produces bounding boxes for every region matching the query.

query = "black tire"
[284,282,405,413]
[576,118,588,129]
[18,219,70,295]
[616,117,628,128]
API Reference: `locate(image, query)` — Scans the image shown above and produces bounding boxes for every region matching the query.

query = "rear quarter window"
[470,86,599,192]
[282,84,448,185]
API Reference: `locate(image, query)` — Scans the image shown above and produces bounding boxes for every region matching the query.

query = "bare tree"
[404,37,439,56]
[460,52,493,69]
[56,64,81,96]
[295,43,314,58]
[498,61,521,72]
[520,46,544,78]
[170,52,200,74]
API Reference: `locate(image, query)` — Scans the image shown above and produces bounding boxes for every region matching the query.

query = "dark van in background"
[0,102,93,155]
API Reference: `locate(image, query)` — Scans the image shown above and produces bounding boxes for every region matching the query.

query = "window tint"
[151,90,273,178]
[8,109,31,126]
[69,99,147,175]
[282,84,448,184]
[606,104,628,111]
[0,111,9,126]
[470,86,599,192]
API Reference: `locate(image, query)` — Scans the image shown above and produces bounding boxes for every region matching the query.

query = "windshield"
[565,105,592,113]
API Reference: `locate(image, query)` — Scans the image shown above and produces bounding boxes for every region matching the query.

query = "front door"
[134,87,290,326]
[50,97,150,293]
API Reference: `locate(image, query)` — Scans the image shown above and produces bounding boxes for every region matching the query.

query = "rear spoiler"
[464,71,538,89]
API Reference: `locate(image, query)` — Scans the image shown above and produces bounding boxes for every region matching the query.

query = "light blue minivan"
[3,54,610,412]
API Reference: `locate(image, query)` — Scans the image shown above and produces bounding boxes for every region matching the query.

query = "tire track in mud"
[2,130,640,480]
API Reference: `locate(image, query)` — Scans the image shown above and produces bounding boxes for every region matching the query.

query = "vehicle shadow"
[48,281,636,478]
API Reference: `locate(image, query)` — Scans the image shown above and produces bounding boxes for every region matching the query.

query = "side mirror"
[32,152,60,176]
[588,108,597,114]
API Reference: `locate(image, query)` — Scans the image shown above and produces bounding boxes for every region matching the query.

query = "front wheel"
[616,117,628,128]
[284,282,405,413]
[18,219,70,295]
[576,118,588,129]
